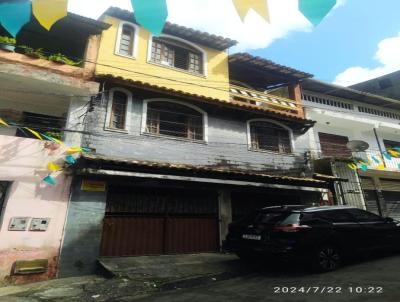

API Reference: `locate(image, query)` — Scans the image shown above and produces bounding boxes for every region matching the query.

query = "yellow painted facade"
[96,16,231,101]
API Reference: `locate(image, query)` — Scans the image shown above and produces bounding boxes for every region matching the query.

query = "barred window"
[150,37,204,75]
[109,91,128,129]
[249,121,292,153]
[118,24,135,57]
[145,101,204,141]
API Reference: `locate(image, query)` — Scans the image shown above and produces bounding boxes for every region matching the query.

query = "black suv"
[224,205,400,272]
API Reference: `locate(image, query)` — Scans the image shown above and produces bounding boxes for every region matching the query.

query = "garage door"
[100,186,219,256]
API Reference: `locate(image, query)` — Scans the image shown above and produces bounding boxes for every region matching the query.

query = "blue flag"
[131,0,168,36]
[299,0,336,26]
[0,0,31,37]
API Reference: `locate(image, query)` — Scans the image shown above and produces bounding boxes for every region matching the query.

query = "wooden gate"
[100,187,219,256]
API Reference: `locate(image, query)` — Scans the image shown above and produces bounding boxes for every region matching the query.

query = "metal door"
[100,186,219,256]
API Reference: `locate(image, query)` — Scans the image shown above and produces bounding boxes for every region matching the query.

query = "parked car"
[224,205,400,272]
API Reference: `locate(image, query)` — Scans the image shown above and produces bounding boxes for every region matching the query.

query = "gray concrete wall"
[83,91,311,177]
[58,177,107,277]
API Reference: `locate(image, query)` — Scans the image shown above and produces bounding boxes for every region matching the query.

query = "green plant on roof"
[0,36,16,45]
[48,53,81,66]
[19,46,46,59]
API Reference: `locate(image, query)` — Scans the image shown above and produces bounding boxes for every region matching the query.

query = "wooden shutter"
[319,132,351,158]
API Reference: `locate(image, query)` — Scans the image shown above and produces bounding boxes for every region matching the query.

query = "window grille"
[110,91,128,129]
[249,121,291,153]
[151,38,203,75]
[145,101,204,141]
[119,24,135,56]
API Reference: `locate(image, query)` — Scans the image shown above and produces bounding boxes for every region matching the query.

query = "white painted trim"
[246,118,295,153]
[105,87,133,132]
[81,168,329,193]
[141,98,209,142]
[146,34,208,77]
[114,21,140,59]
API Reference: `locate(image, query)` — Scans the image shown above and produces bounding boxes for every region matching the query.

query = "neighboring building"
[58,7,329,277]
[351,70,400,100]
[302,79,400,220]
[0,14,109,282]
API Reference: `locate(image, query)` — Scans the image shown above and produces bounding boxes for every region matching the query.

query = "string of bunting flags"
[0,0,337,38]
[0,117,90,186]
[347,148,400,172]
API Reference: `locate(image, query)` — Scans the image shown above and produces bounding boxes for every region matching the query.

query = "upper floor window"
[144,101,205,141]
[318,132,351,158]
[150,37,204,75]
[116,22,138,58]
[106,88,132,131]
[384,139,400,151]
[249,121,292,153]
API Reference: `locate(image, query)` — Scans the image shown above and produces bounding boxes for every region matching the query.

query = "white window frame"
[115,21,140,59]
[246,118,295,153]
[141,98,208,142]
[147,34,208,77]
[105,87,133,133]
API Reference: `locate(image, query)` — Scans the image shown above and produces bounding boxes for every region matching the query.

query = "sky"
[68,0,400,86]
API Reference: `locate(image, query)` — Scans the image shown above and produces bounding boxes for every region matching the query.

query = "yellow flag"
[376,163,385,170]
[47,162,61,172]
[388,149,400,157]
[0,118,9,127]
[32,0,68,31]
[232,0,270,22]
[24,127,43,140]
[66,147,82,154]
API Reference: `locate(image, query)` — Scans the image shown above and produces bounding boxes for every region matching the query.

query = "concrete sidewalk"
[0,253,250,302]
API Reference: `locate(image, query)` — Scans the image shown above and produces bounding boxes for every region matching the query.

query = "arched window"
[144,101,205,141]
[249,121,292,153]
[116,23,138,57]
[150,37,205,75]
[106,88,132,131]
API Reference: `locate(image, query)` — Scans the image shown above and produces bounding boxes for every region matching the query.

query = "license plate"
[242,234,261,240]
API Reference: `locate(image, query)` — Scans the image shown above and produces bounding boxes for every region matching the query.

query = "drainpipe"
[373,127,386,168]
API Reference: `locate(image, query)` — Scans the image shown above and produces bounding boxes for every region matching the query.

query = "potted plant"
[48,53,81,66]
[20,46,46,59]
[0,36,16,52]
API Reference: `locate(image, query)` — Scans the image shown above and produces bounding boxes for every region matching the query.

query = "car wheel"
[313,245,341,272]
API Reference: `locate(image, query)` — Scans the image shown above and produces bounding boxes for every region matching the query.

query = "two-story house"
[57,7,329,277]
[302,79,400,220]
[0,14,109,282]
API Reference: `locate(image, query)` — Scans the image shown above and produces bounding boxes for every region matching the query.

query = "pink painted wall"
[0,135,72,283]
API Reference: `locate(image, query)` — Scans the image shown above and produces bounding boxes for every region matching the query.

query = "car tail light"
[273,224,311,233]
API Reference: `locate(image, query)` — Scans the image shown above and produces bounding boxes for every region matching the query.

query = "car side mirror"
[384,217,394,223]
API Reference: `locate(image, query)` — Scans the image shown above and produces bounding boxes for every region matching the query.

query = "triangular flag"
[0,118,9,126]
[81,147,92,153]
[393,147,400,152]
[66,147,82,154]
[359,165,368,172]
[43,175,57,185]
[383,152,392,160]
[372,156,381,164]
[232,0,270,22]
[131,0,168,36]
[64,155,77,165]
[24,127,43,140]
[0,0,31,37]
[47,162,61,172]
[347,163,358,170]
[299,0,336,26]
[376,163,385,170]
[388,149,400,157]
[32,0,68,31]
